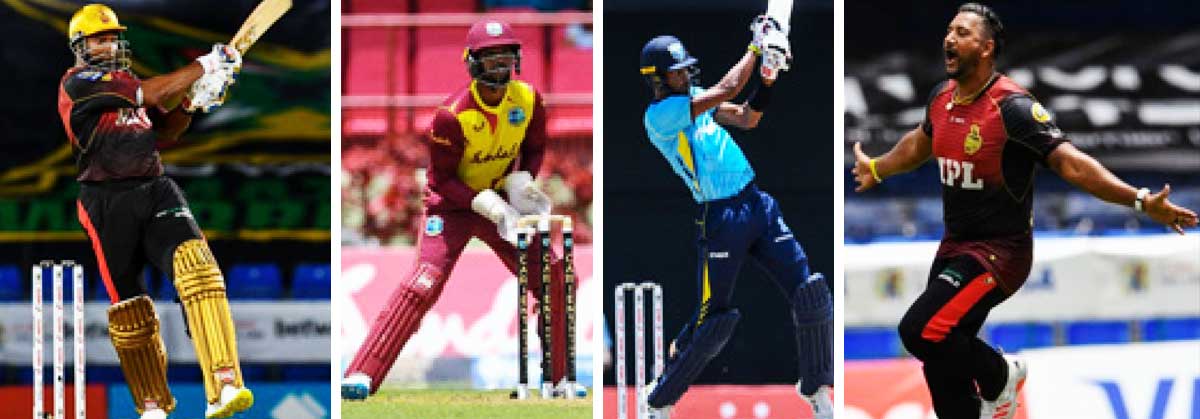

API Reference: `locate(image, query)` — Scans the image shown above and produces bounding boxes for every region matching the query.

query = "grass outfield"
[342,388,592,419]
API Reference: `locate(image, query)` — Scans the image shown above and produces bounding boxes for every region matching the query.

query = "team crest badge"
[508,107,526,125]
[668,42,686,61]
[425,215,444,236]
[964,124,983,155]
[1031,102,1052,123]
[486,22,503,36]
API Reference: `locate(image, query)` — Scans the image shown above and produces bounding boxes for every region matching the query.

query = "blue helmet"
[640,35,699,94]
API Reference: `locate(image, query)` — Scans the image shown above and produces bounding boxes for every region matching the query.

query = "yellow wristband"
[868,159,883,183]
[748,43,762,56]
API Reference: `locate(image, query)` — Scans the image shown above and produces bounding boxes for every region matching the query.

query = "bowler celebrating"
[636,17,833,419]
[852,4,1199,418]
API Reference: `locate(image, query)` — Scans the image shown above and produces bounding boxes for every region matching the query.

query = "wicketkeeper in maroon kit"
[851,3,1198,419]
[342,19,576,398]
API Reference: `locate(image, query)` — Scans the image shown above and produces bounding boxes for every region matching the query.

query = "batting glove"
[196,44,242,75]
[760,30,792,80]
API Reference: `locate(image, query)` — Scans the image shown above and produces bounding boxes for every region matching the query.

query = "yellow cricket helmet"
[68,4,126,44]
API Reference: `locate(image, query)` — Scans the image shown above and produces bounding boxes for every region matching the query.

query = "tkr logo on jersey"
[937,157,984,190]
[964,124,983,155]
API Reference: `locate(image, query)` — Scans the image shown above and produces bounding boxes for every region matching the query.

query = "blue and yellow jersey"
[425,80,547,210]
[643,86,754,202]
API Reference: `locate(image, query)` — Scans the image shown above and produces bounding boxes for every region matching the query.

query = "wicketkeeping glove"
[504,171,552,216]
[471,189,521,244]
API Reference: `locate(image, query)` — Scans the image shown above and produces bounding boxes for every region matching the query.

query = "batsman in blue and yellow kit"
[637,18,833,419]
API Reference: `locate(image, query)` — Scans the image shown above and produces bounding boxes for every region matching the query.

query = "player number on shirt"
[937,157,984,190]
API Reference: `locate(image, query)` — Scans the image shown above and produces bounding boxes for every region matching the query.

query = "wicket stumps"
[614,282,664,419]
[32,260,86,419]
[512,214,581,400]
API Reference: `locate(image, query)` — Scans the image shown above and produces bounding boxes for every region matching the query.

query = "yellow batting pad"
[108,296,175,414]
[173,239,244,403]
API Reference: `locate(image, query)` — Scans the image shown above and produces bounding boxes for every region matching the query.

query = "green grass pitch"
[342,388,592,419]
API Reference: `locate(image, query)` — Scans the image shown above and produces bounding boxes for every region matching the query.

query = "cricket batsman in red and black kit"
[58,4,254,419]
[852,4,1199,419]
[341,19,575,399]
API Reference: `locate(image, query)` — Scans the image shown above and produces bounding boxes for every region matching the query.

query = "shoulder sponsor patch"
[425,215,444,236]
[1031,102,1052,123]
[76,70,104,81]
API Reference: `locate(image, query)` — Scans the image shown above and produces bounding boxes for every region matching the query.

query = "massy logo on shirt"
[154,206,193,219]
[469,142,520,164]
[939,268,965,288]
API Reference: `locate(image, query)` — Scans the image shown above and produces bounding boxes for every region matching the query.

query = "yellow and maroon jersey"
[58,67,163,182]
[923,75,1067,290]
[424,80,547,210]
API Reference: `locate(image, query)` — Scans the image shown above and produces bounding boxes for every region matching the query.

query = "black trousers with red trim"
[77,176,204,303]
[897,255,1011,419]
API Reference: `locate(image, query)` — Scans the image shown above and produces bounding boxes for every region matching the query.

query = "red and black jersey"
[58,66,163,182]
[922,75,1066,240]
[921,74,1066,291]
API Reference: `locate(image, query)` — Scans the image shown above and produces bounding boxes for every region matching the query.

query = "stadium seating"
[0,265,21,301]
[844,327,902,360]
[416,0,476,12]
[346,0,411,13]
[547,25,592,136]
[227,264,284,300]
[345,27,411,136]
[292,263,332,299]
[283,364,332,381]
[1140,317,1200,341]
[1066,320,1131,345]
[988,322,1056,353]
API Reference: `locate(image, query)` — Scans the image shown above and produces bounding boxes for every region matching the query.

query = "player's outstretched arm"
[1047,143,1198,234]
[851,127,933,192]
[690,49,757,119]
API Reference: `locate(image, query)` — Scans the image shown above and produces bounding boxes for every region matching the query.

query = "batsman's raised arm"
[691,48,757,119]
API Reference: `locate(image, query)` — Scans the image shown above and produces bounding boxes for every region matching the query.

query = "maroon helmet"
[464,20,522,88]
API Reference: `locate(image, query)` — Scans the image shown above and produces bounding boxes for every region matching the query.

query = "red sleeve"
[518,91,547,175]
[426,109,478,209]
[63,69,141,115]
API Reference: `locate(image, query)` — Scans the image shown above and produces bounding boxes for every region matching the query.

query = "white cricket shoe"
[205,384,254,419]
[646,405,672,419]
[342,373,371,400]
[980,354,1027,419]
[140,408,168,419]
[797,381,833,419]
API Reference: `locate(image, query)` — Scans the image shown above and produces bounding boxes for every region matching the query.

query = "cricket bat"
[766,0,793,34]
[230,0,292,54]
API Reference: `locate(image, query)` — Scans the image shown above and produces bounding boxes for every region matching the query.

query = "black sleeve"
[921,80,948,137]
[62,70,140,116]
[999,93,1067,166]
